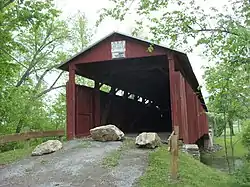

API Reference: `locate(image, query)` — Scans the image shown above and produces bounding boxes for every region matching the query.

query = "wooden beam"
[0,130,65,144]
[94,81,100,127]
[67,64,76,140]
[170,126,179,180]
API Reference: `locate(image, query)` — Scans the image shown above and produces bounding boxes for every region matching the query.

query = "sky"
[53,0,229,99]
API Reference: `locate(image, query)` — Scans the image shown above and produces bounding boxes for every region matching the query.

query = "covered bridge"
[58,32,209,146]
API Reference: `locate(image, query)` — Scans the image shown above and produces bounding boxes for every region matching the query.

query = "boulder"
[90,124,124,141]
[182,144,200,160]
[32,140,62,156]
[135,132,161,149]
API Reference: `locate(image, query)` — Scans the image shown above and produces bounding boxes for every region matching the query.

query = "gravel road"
[0,139,150,187]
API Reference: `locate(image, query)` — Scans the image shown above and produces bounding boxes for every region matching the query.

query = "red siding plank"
[185,80,196,143]
[75,85,94,137]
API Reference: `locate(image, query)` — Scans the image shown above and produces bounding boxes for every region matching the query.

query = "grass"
[213,136,248,158]
[138,146,239,187]
[0,146,34,165]
[102,138,135,168]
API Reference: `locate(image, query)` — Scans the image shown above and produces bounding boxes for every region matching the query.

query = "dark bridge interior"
[76,55,172,134]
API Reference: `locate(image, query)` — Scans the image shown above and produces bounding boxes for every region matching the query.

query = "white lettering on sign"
[111,40,126,59]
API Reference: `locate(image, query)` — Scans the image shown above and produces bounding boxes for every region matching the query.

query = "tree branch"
[36,85,65,98]
[0,47,28,68]
[34,64,60,90]
[187,25,240,36]
[0,0,15,10]
[15,33,64,87]
[49,71,64,89]
[196,28,239,36]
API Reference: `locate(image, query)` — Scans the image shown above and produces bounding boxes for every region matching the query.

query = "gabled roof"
[57,31,186,70]
[57,31,208,111]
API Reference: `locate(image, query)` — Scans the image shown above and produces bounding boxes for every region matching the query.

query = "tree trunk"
[15,120,23,133]
[228,119,235,171]
[213,115,216,137]
[237,120,241,133]
[229,120,235,136]
[223,113,231,173]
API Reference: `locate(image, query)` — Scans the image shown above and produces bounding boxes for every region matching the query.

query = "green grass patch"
[0,146,34,165]
[213,136,248,158]
[102,138,135,168]
[138,146,238,187]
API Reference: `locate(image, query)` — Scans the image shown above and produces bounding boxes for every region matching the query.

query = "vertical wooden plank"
[196,96,201,139]
[179,74,189,143]
[204,112,209,134]
[168,52,183,140]
[67,64,76,140]
[193,93,199,142]
[185,80,195,143]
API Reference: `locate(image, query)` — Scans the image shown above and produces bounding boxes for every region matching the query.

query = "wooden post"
[67,64,76,140]
[94,81,100,128]
[170,125,179,180]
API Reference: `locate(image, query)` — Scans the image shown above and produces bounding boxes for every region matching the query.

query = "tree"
[68,11,93,53]
[0,0,71,134]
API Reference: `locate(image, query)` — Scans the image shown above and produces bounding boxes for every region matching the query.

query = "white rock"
[135,132,161,149]
[32,140,62,156]
[182,144,200,160]
[182,144,199,150]
[90,124,124,141]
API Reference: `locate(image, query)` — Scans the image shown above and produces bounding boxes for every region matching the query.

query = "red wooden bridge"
[58,32,209,147]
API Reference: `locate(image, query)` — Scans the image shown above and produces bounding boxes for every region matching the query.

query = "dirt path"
[0,139,150,187]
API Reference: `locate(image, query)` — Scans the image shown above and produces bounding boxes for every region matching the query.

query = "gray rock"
[90,124,124,141]
[135,132,161,149]
[31,140,62,156]
[182,144,200,160]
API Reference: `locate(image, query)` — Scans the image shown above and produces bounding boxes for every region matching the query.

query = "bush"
[241,120,250,149]
[233,161,250,186]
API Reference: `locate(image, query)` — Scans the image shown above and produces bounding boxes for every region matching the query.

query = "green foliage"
[68,11,93,53]
[207,112,225,136]
[49,92,67,130]
[213,137,248,158]
[234,161,250,186]
[241,120,250,149]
